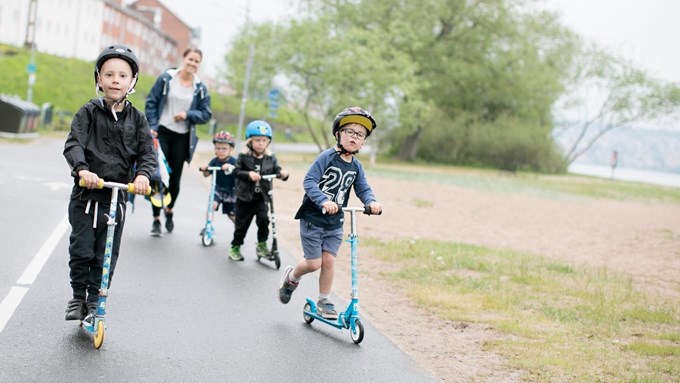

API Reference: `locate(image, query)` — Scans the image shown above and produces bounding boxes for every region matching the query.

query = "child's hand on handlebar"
[249,171,261,182]
[322,200,339,215]
[132,175,150,195]
[78,170,100,189]
[222,164,235,173]
[278,170,289,181]
[367,201,382,215]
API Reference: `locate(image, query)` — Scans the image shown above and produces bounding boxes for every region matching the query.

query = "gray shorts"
[299,218,344,260]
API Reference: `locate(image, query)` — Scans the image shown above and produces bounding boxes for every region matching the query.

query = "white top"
[159,75,194,134]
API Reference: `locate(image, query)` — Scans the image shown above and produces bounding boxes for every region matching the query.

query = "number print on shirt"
[320,166,356,205]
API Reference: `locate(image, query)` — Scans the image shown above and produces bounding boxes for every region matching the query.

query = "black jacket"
[233,152,285,203]
[64,98,157,203]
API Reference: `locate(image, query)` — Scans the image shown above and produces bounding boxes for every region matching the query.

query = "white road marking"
[0,287,29,333]
[0,215,68,333]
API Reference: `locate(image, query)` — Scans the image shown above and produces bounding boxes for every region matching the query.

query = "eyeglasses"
[342,128,367,140]
[215,147,231,151]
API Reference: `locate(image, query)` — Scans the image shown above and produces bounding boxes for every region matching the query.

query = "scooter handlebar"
[78,178,151,196]
[199,166,233,174]
[322,203,382,215]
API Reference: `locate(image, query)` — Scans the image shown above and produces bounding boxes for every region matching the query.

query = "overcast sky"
[151,0,680,84]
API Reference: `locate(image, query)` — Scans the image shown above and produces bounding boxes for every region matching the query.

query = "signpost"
[268,88,280,119]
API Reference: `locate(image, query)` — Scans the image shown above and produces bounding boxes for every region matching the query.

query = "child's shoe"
[64,298,86,321]
[256,241,269,257]
[150,220,162,237]
[316,298,338,320]
[86,301,99,316]
[229,246,244,261]
[278,266,299,304]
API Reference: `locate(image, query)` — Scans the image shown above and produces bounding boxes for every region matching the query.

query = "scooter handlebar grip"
[127,183,152,196]
[363,206,382,215]
[78,178,105,189]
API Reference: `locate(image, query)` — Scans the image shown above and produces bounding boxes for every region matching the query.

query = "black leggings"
[153,126,189,217]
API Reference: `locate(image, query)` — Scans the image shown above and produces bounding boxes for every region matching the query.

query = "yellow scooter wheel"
[93,321,105,349]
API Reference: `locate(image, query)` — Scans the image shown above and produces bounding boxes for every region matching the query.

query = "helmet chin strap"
[335,133,359,155]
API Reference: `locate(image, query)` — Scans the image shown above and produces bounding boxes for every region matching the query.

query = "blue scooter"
[302,205,381,344]
[78,178,149,349]
[198,166,231,247]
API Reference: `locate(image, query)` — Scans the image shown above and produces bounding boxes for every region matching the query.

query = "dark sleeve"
[63,104,92,178]
[234,154,251,182]
[303,152,331,207]
[145,75,164,131]
[271,155,283,175]
[186,84,212,125]
[353,159,376,205]
[133,113,157,180]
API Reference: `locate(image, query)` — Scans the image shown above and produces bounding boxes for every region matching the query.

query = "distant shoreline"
[569,162,680,188]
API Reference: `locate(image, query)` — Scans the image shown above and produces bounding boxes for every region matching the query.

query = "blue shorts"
[299,219,343,260]
[214,189,236,216]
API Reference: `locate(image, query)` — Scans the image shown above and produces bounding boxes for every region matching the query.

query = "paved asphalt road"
[0,137,438,382]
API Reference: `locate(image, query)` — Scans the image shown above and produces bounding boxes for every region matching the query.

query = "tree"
[222,0,578,171]
[554,43,680,164]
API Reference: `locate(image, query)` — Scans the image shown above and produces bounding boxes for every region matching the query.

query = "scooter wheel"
[202,234,213,247]
[274,255,281,270]
[93,320,105,349]
[350,319,364,344]
[303,302,314,324]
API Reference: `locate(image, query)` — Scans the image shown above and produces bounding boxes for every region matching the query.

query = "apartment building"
[0,0,198,76]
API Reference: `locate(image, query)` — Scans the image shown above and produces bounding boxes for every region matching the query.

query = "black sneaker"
[278,266,298,304]
[151,220,162,237]
[64,298,86,321]
[165,211,174,233]
[86,301,98,316]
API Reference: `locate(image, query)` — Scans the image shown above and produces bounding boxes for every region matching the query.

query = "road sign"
[268,88,280,118]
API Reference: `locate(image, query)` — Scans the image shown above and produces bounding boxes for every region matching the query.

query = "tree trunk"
[397,125,422,161]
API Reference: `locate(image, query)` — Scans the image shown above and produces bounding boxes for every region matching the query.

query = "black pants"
[231,197,269,247]
[68,198,126,301]
[152,126,189,217]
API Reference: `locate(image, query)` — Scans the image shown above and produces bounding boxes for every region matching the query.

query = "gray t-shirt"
[159,75,194,134]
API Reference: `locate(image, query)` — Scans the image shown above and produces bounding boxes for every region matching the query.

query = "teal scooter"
[302,205,381,344]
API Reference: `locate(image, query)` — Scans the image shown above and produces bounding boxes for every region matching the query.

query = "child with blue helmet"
[229,120,289,261]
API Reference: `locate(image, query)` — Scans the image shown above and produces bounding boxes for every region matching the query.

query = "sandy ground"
[268,165,680,383]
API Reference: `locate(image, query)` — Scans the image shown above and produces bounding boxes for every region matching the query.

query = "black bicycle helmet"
[332,106,376,137]
[94,44,139,91]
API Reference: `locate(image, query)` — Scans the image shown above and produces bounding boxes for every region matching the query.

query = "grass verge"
[366,237,680,382]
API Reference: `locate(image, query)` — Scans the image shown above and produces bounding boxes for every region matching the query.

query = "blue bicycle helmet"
[245,120,273,140]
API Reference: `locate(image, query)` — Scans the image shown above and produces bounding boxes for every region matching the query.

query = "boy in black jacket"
[229,120,289,261]
[63,45,156,320]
